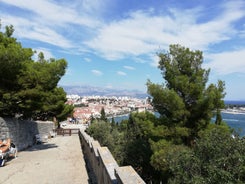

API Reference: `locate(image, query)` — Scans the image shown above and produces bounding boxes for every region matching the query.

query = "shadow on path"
[25,143,58,152]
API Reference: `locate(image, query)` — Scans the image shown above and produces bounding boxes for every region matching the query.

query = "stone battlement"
[79,130,145,184]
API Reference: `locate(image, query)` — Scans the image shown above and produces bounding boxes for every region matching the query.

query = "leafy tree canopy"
[146,44,227,182]
[86,45,240,183]
[0,23,73,121]
[167,126,245,184]
[100,107,107,122]
[147,44,226,143]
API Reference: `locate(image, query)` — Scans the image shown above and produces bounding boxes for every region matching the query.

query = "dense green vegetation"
[0,24,73,121]
[87,45,245,183]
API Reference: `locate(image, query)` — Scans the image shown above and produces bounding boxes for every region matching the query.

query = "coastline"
[110,111,245,137]
[108,113,129,119]
[222,109,245,115]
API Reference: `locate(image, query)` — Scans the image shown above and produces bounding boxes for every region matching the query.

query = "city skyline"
[1,0,245,100]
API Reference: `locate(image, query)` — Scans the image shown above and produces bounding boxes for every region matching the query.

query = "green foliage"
[86,121,113,147]
[100,107,107,122]
[0,24,73,120]
[147,44,226,142]
[166,126,245,184]
[122,112,159,182]
[166,145,204,184]
[111,117,116,126]
[206,80,226,125]
[86,45,237,183]
[86,120,126,164]
[86,112,159,182]
[16,58,70,120]
[86,112,245,183]
[146,44,228,182]
[0,25,34,116]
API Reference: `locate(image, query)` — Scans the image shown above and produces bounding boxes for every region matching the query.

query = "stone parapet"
[115,166,145,184]
[97,147,118,184]
[79,130,145,184]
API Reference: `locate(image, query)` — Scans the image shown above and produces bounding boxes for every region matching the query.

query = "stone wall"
[0,117,55,151]
[79,130,145,184]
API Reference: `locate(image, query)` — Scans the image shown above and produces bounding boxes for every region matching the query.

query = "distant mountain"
[61,85,148,98]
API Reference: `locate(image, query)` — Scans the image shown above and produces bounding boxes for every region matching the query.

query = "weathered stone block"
[0,117,54,151]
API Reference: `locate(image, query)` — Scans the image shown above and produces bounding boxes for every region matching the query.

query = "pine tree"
[100,107,107,122]
[147,44,225,143]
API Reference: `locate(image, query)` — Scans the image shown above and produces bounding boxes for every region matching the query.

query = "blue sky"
[0,0,245,100]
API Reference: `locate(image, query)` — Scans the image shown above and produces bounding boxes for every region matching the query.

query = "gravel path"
[0,135,89,184]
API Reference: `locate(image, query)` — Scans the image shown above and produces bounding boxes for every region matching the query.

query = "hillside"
[61,85,148,98]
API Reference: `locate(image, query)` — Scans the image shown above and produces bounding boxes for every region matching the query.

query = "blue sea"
[113,112,245,137]
[221,112,245,137]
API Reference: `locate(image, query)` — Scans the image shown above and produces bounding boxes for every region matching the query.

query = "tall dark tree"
[0,24,33,116]
[124,112,159,182]
[15,53,72,121]
[206,80,226,125]
[0,24,73,121]
[147,44,225,142]
[147,44,226,181]
[100,107,107,122]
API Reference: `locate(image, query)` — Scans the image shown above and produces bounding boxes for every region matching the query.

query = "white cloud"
[1,0,245,74]
[84,58,91,62]
[1,0,101,28]
[2,15,74,49]
[117,71,127,76]
[149,55,160,68]
[0,0,103,50]
[85,11,163,60]
[28,26,74,48]
[123,66,135,70]
[76,0,109,16]
[204,49,245,75]
[85,1,245,62]
[91,69,103,76]
[32,47,54,61]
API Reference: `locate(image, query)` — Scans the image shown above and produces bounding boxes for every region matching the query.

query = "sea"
[113,112,245,137]
[221,112,245,137]
[223,100,245,136]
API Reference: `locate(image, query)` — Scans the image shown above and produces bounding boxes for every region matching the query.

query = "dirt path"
[0,135,89,184]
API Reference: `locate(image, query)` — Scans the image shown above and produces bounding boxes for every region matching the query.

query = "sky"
[0,0,245,100]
